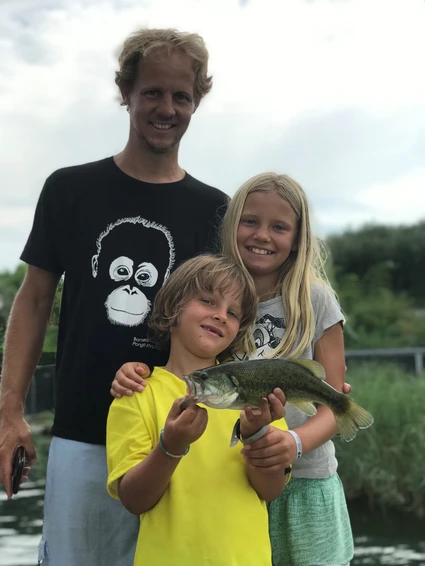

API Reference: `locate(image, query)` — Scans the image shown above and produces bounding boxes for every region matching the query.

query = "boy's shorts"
[38,437,139,566]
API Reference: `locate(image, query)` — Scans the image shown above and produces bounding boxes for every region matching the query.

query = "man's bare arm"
[0,265,60,498]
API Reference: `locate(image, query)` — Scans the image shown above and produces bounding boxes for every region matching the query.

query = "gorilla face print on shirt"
[91,216,175,327]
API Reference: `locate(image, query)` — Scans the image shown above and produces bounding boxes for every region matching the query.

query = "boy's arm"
[118,442,183,515]
[243,427,288,502]
[109,397,208,516]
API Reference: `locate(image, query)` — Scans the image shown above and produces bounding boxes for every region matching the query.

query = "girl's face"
[237,191,298,281]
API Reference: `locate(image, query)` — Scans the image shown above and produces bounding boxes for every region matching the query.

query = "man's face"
[125,49,197,154]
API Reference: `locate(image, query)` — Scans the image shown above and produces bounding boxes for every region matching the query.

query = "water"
[349,502,425,565]
[1,430,424,566]
[0,427,50,566]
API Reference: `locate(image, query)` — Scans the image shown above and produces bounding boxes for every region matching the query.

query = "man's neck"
[114,143,185,184]
[164,346,216,379]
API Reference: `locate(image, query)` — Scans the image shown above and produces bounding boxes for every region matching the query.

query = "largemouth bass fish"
[182,358,373,442]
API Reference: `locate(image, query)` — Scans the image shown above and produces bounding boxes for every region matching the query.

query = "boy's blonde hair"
[149,255,257,356]
[221,172,335,359]
[115,28,212,105]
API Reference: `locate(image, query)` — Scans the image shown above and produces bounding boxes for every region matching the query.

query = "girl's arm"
[111,362,150,398]
[291,322,345,455]
[243,427,288,501]
[239,391,288,501]
[118,398,208,515]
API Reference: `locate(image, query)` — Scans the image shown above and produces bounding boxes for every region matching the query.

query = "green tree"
[0,263,27,342]
[0,263,62,354]
[332,261,425,349]
[327,221,425,306]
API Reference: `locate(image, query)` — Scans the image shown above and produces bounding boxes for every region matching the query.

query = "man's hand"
[239,388,286,439]
[162,397,208,456]
[110,362,151,398]
[241,426,291,473]
[0,414,36,499]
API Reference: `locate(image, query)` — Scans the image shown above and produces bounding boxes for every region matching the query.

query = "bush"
[336,363,425,518]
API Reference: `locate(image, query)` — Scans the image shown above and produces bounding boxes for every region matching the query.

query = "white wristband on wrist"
[287,429,303,459]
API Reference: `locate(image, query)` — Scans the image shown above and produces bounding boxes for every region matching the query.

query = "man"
[0,28,228,565]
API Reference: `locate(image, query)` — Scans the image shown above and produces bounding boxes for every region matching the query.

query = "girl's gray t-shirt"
[234,283,344,479]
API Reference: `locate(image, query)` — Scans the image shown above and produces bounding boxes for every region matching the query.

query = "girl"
[221,172,354,566]
[112,173,354,566]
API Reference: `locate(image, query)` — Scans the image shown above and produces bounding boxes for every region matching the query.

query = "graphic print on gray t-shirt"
[234,284,344,479]
[91,216,175,328]
[234,312,286,361]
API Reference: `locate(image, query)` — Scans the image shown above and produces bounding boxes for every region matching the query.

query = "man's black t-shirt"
[21,157,229,445]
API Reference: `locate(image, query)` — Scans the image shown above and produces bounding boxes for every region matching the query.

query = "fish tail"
[335,400,374,442]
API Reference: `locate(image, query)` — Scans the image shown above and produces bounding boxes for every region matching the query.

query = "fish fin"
[229,419,240,447]
[288,400,317,417]
[335,399,374,442]
[290,359,326,379]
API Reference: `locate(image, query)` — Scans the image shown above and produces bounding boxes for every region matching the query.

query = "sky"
[1,0,425,271]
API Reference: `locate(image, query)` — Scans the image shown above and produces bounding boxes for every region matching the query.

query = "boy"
[106,255,289,565]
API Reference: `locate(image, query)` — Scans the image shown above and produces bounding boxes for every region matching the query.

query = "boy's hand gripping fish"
[182,359,374,442]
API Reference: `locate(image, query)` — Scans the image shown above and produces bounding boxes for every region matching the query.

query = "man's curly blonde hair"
[115,28,212,105]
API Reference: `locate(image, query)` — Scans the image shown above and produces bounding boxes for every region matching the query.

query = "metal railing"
[345,347,425,376]
[25,364,55,416]
[2,347,424,417]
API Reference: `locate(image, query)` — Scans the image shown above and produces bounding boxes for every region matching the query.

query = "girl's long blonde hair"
[221,172,335,359]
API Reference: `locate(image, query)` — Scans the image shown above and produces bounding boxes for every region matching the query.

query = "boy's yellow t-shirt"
[107,366,288,566]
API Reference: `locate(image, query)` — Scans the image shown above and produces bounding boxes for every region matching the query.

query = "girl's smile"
[247,247,274,255]
[237,191,298,288]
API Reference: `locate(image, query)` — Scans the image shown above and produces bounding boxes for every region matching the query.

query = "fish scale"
[183,358,374,442]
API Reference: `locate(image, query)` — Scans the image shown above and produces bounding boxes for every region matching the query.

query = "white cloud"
[1,0,425,269]
[356,169,425,223]
[316,168,425,234]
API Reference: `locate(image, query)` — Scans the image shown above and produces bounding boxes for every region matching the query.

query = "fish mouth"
[182,375,201,401]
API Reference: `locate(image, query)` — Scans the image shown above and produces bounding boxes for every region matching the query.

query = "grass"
[335,362,425,518]
[19,360,425,519]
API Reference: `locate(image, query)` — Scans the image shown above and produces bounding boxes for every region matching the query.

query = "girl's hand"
[240,388,286,439]
[110,362,151,398]
[162,397,208,456]
[342,382,351,394]
[241,427,290,473]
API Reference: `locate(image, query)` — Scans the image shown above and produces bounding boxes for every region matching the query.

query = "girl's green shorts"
[268,474,354,566]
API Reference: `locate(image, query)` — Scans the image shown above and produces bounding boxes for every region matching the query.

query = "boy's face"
[171,283,242,360]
